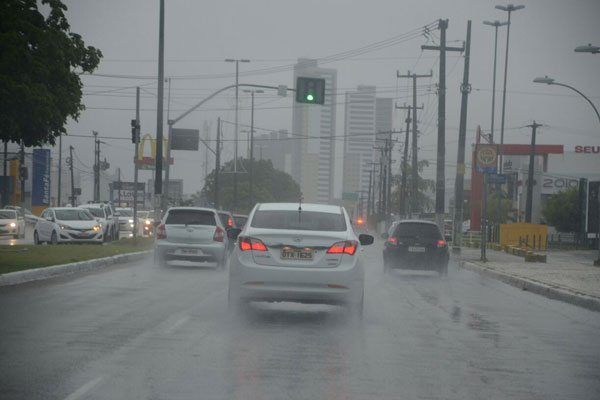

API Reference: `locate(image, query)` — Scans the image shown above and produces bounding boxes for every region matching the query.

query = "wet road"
[1,243,599,399]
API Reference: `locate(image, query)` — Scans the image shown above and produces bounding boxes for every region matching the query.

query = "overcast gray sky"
[60,0,600,197]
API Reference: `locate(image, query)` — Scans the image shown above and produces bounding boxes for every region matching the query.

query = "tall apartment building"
[255,130,292,176]
[291,58,337,204]
[342,86,394,212]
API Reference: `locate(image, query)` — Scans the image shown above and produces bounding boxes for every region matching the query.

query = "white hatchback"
[34,207,102,245]
[227,203,374,315]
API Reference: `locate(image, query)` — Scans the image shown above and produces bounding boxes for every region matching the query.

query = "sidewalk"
[456,247,600,312]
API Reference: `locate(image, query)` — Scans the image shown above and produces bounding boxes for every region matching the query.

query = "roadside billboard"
[32,149,51,215]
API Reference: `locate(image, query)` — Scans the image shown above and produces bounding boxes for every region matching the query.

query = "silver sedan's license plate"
[281,248,313,260]
[408,246,426,253]
[180,248,199,255]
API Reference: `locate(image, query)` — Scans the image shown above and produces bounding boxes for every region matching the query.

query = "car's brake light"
[437,239,446,248]
[327,240,358,255]
[213,226,225,242]
[156,224,167,239]
[388,237,398,246]
[239,236,267,251]
[228,217,233,227]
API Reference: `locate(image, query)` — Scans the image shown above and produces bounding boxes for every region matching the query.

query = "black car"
[382,220,449,276]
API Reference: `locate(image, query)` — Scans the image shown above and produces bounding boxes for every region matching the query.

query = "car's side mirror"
[381,232,389,240]
[359,234,374,246]
[227,228,241,240]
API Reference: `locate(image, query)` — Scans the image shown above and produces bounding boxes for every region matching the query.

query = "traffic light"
[131,119,139,143]
[295,77,325,104]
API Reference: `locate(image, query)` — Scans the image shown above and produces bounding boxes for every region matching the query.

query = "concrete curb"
[0,250,152,287]
[460,261,600,312]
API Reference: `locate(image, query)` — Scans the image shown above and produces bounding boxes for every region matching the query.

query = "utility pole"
[154,0,165,221]
[244,89,263,208]
[397,70,432,217]
[225,58,250,212]
[69,145,75,206]
[163,77,172,212]
[422,19,465,232]
[481,173,488,262]
[57,134,62,206]
[133,86,140,241]
[366,168,374,219]
[20,140,25,209]
[93,131,99,202]
[2,141,7,206]
[215,117,221,209]
[525,121,542,223]
[396,103,424,217]
[452,20,472,253]
[117,168,121,206]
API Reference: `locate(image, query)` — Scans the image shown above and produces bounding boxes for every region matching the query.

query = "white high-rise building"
[291,58,337,204]
[342,87,394,213]
[342,86,377,200]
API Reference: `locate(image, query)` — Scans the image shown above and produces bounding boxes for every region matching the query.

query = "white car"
[79,204,112,242]
[227,202,374,315]
[80,203,118,241]
[115,207,135,235]
[0,209,26,238]
[34,207,102,245]
[154,207,229,268]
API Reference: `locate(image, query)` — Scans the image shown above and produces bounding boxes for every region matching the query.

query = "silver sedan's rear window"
[250,210,346,231]
[165,210,216,225]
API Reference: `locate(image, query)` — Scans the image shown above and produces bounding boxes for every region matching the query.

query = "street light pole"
[225,58,250,212]
[496,3,525,239]
[525,121,542,223]
[483,20,508,143]
[533,76,600,265]
[243,89,263,209]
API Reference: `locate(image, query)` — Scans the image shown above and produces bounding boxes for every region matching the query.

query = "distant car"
[352,216,369,234]
[34,207,102,245]
[232,214,248,229]
[136,210,154,236]
[217,210,236,252]
[115,207,135,235]
[217,210,236,230]
[444,219,453,242]
[5,205,40,225]
[154,207,228,268]
[0,209,26,238]
[79,204,112,242]
[227,202,374,315]
[383,220,449,276]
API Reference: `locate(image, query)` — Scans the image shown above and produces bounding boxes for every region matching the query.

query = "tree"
[543,187,580,232]
[0,0,102,146]
[484,193,513,225]
[390,159,435,215]
[200,158,301,213]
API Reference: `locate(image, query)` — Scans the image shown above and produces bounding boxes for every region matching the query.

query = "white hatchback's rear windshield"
[251,210,346,231]
[165,210,216,225]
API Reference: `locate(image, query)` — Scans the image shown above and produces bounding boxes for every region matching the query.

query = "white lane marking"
[163,315,190,335]
[63,377,103,400]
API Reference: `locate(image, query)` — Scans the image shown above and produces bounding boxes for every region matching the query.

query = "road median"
[0,238,153,286]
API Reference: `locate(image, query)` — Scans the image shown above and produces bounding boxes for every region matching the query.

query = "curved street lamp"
[533,76,600,265]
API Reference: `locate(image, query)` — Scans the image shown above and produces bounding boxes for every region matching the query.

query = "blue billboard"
[32,149,51,207]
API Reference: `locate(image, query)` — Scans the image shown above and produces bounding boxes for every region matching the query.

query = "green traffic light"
[306,94,314,101]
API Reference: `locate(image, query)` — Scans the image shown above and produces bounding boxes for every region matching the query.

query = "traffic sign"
[486,174,506,185]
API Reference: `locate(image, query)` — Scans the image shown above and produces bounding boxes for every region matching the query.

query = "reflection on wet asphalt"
[1,243,599,399]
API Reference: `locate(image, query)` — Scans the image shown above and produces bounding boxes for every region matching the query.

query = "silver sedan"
[227,202,374,315]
